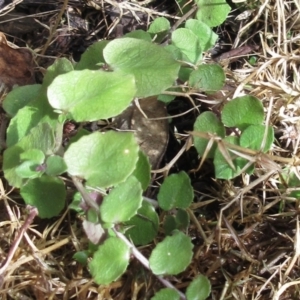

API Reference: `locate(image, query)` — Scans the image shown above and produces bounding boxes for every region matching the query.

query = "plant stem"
[71,176,99,211]
[39,0,69,58]
[0,206,38,280]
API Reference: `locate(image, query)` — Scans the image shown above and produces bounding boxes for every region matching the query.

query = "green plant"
[192,95,274,180]
[2,1,234,298]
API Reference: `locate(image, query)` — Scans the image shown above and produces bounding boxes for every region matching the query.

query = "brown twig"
[0,206,38,283]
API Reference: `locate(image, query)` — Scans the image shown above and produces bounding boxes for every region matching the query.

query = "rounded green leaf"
[151,288,180,300]
[64,131,139,188]
[214,136,252,180]
[15,149,45,179]
[20,175,66,218]
[48,70,136,122]
[149,231,193,275]
[157,171,194,211]
[43,58,74,87]
[189,64,225,92]
[148,17,170,34]
[89,237,130,285]
[175,209,190,230]
[20,149,45,162]
[196,0,231,27]
[75,40,109,70]
[185,19,218,51]
[148,17,170,43]
[193,111,225,157]
[100,176,143,223]
[125,30,152,41]
[158,94,176,104]
[281,167,300,198]
[3,84,42,117]
[163,215,177,236]
[186,275,211,300]
[171,28,202,64]
[6,93,58,148]
[4,123,56,188]
[221,95,264,130]
[240,125,274,152]
[15,161,44,179]
[103,38,180,97]
[164,209,190,235]
[131,151,151,191]
[73,251,89,266]
[45,155,67,176]
[125,201,159,246]
[178,66,193,82]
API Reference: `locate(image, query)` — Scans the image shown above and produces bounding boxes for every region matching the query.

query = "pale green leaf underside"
[89,237,130,285]
[64,131,139,188]
[100,176,143,223]
[103,38,180,97]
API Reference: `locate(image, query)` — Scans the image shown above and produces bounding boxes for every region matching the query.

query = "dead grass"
[1,0,300,299]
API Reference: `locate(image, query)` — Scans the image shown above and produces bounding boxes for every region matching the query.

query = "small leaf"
[3,84,42,117]
[175,209,190,230]
[125,201,159,246]
[15,161,43,179]
[89,237,130,285]
[281,167,300,198]
[73,251,89,266]
[240,125,274,152]
[48,70,136,122]
[45,155,67,176]
[131,151,151,191]
[125,30,152,41]
[163,215,177,235]
[158,171,194,211]
[193,111,225,157]
[186,275,211,300]
[69,192,84,213]
[149,231,193,275]
[171,28,202,64]
[43,58,74,87]
[148,17,170,43]
[214,136,252,179]
[151,288,181,300]
[221,95,264,130]
[100,176,143,223]
[20,175,66,218]
[185,19,218,51]
[148,17,170,34]
[178,66,193,82]
[189,64,225,92]
[15,149,45,179]
[64,131,139,188]
[157,94,176,104]
[20,149,45,162]
[103,38,180,97]
[177,0,193,15]
[196,0,231,27]
[163,209,190,235]
[6,92,58,147]
[75,40,109,70]
[4,123,56,188]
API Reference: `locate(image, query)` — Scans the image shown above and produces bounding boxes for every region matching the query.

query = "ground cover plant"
[1,0,300,299]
